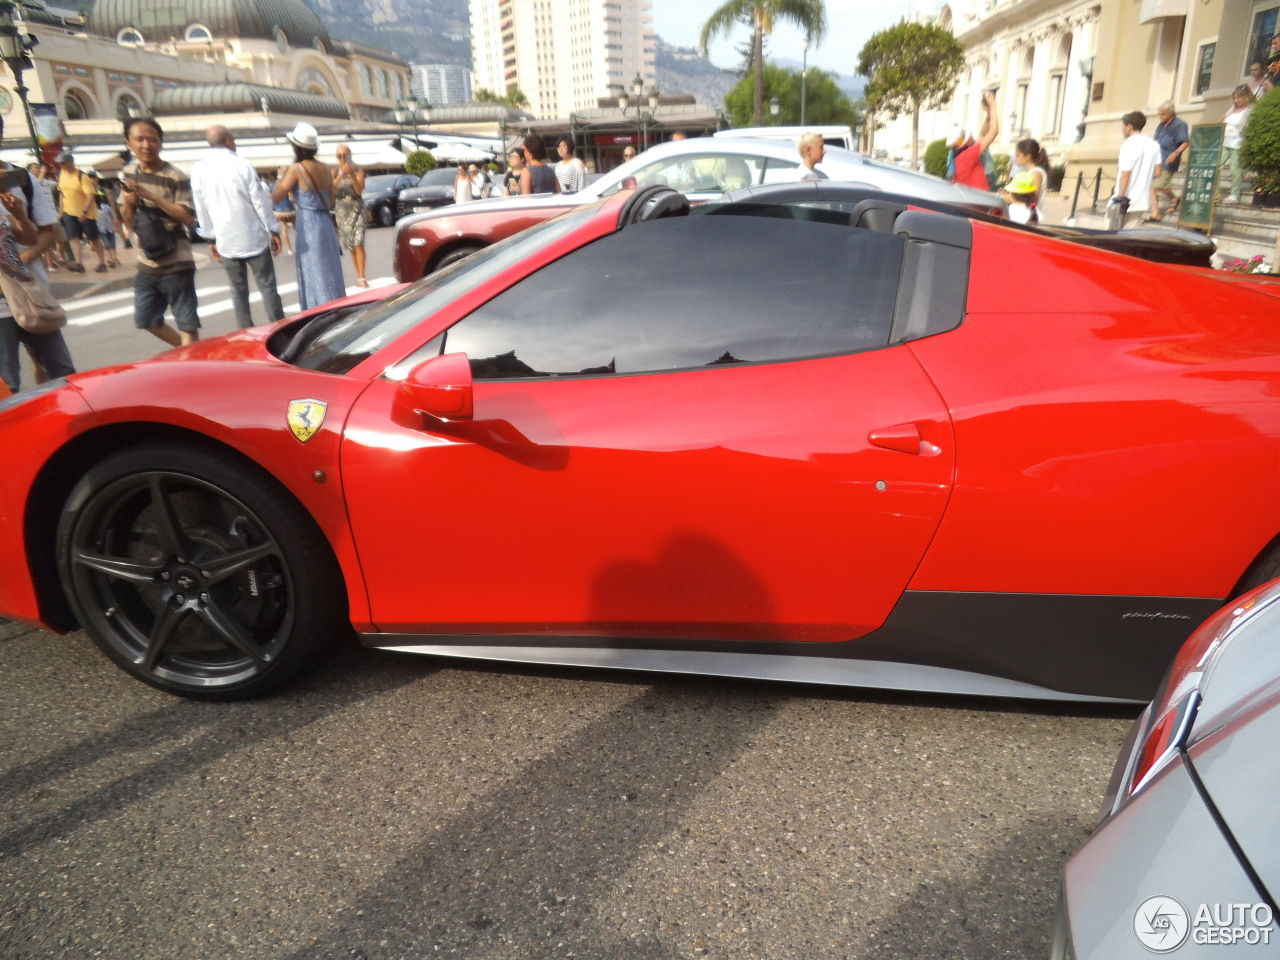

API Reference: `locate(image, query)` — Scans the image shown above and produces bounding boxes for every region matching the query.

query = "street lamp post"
[800,34,809,127]
[618,73,659,151]
[0,1,42,160]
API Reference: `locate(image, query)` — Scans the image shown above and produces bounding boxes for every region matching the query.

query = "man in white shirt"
[191,125,284,328]
[0,115,74,393]
[1112,111,1163,228]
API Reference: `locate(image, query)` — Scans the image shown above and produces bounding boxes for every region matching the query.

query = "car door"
[341,213,956,642]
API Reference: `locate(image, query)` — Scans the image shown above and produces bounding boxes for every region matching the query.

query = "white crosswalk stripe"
[64,276,398,327]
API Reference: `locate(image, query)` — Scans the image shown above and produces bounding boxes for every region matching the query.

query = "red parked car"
[2,186,1279,701]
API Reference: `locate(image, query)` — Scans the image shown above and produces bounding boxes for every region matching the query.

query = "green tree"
[405,149,437,176]
[857,21,965,169]
[699,0,828,127]
[723,63,857,129]
[474,87,529,108]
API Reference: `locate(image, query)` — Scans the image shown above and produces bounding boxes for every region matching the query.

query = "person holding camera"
[119,117,200,346]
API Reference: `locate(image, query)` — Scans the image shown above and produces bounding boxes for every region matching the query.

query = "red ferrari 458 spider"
[2,186,1278,701]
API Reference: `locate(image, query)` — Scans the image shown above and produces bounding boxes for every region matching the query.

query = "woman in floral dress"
[333,145,368,287]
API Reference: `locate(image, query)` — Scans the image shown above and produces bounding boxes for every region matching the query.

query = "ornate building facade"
[1,0,410,149]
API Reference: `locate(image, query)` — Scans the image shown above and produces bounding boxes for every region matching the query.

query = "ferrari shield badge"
[287,399,327,443]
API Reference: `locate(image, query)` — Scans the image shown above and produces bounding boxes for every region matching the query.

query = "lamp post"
[800,34,809,127]
[618,73,659,151]
[0,1,42,159]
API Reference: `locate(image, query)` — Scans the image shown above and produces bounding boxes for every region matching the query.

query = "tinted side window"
[443,215,903,379]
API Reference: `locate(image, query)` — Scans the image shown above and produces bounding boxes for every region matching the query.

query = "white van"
[713,125,856,151]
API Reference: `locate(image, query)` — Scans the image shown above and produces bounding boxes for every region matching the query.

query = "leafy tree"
[405,149,437,176]
[723,63,857,129]
[699,0,828,127]
[858,21,965,168]
[475,87,529,108]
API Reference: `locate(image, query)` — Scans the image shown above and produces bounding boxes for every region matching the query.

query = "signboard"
[1178,124,1223,231]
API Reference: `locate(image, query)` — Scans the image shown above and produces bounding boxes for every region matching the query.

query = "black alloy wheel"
[56,443,346,699]
[376,203,396,227]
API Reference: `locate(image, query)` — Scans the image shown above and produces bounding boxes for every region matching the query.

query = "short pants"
[134,268,199,332]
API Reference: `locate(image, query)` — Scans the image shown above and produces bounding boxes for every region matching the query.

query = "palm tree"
[699,0,828,127]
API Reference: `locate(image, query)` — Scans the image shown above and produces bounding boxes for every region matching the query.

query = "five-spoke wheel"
[57,443,345,699]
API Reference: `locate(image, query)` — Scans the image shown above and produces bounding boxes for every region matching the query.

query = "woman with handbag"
[0,155,75,393]
[271,123,344,310]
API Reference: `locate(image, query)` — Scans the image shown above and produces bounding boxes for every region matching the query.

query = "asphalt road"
[1,614,1139,959]
[6,221,1141,958]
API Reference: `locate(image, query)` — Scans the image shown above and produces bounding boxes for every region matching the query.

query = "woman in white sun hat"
[271,122,344,310]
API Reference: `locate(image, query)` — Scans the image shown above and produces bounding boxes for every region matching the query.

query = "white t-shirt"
[1224,106,1252,149]
[1116,134,1162,213]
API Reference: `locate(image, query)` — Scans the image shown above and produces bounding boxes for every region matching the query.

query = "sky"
[650,0,924,76]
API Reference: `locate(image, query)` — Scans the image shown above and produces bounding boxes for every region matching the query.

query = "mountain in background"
[655,38,738,109]
[302,0,470,66]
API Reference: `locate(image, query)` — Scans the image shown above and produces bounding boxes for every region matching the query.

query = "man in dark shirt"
[947,91,1000,191]
[1152,100,1189,219]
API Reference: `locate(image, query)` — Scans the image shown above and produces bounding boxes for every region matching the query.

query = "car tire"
[376,203,396,228]
[56,442,347,700]
[434,245,483,272]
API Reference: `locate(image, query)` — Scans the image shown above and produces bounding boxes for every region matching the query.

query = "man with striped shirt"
[119,117,200,346]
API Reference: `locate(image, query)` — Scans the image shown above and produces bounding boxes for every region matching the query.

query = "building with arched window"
[0,0,410,150]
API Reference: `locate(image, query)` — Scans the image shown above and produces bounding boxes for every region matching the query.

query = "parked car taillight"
[1122,588,1271,799]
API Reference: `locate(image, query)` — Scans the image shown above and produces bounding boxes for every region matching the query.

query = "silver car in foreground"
[1051,580,1280,958]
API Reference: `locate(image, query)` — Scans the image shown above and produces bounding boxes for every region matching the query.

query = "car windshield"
[419,168,456,187]
[285,204,602,375]
[363,174,401,194]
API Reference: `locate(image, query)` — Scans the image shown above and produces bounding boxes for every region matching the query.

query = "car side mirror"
[393,352,473,424]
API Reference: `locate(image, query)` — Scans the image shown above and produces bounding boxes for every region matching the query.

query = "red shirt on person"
[952,143,990,190]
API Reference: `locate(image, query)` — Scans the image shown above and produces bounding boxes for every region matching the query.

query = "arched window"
[378,69,389,98]
[360,64,372,96]
[275,27,289,52]
[115,92,144,121]
[64,90,89,120]
[184,23,212,41]
[117,27,144,45]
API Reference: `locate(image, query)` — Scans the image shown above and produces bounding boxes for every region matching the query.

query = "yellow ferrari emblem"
[287,399,327,443]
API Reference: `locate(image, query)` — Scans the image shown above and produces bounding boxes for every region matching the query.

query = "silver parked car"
[1051,579,1280,958]
[398,136,1004,231]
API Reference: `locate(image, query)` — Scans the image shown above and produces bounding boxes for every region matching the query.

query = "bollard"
[1069,171,1083,220]
[1091,167,1102,213]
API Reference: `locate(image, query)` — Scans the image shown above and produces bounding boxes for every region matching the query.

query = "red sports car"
[4,186,1280,702]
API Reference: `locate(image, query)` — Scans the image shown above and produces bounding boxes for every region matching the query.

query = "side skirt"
[358,591,1225,703]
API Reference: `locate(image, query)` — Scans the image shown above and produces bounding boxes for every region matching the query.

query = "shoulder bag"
[132,202,176,259]
[0,269,67,334]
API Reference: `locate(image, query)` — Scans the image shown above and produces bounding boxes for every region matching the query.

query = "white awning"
[1138,0,1188,24]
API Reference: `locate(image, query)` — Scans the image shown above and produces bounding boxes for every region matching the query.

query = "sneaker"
[67,263,85,273]
[94,264,108,273]
[1227,194,1241,203]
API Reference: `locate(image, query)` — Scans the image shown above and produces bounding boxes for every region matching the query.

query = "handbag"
[132,203,176,259]
[0,269,67,334]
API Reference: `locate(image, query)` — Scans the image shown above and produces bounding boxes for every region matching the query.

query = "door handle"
[868,423,938,456]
